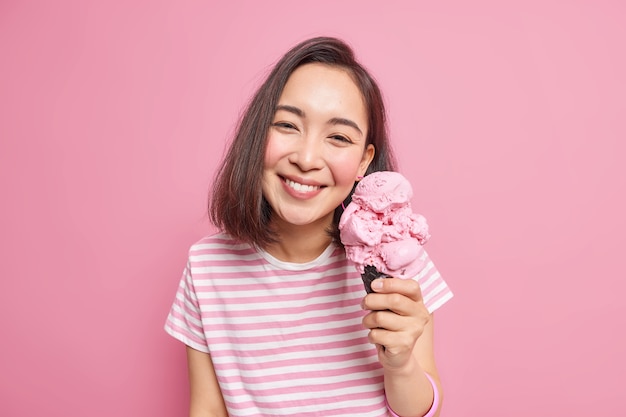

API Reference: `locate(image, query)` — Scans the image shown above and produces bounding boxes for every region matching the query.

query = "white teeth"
[285,179,319,192]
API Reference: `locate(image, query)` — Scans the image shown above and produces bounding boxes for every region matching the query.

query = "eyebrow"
[329,117,363,136]
[275,104,364,136]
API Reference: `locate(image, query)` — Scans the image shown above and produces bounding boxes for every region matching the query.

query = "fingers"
[362,308,430,334]
[363,292,412,315]
[362,279,431,346]
[362,278,423,314]
[361,278,431,369]
[363,309,407,331]
[368,327,419,356]
[370,277,423,302]
[363,310,429,361]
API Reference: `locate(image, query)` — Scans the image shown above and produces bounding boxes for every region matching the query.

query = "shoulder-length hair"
[209,36,397,248]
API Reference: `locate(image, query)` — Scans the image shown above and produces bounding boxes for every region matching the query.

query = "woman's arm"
[362,278,443,417]
[383,317,442,417]
[186,346,229,417]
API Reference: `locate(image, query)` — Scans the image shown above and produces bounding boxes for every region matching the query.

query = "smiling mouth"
[284,178,323,193]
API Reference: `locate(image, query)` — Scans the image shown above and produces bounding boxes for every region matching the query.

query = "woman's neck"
[264,217,334,263]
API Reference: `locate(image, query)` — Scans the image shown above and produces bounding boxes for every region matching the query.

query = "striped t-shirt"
[165,233,452,417]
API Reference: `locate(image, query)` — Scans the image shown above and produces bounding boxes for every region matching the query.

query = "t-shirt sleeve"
[414,249,453,314]
[164,259,210,353]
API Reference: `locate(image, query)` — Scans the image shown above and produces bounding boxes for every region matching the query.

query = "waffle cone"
[361,265,391,293]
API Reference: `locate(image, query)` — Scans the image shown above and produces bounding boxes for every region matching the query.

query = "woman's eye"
[330,135,352,144]
[273,122,296,130]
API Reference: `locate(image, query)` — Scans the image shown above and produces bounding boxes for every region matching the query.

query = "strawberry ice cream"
[339,171,430,292]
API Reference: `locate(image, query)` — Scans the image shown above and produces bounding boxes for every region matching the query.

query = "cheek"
[330,153,364,185]
[263,134,281,167]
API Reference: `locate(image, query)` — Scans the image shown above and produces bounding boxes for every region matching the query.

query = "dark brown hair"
[209,37,397,247]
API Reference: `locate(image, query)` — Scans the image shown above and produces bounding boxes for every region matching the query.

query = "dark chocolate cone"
[361,265,391,293]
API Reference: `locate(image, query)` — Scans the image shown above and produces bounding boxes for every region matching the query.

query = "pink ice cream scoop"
[339,171,430,293]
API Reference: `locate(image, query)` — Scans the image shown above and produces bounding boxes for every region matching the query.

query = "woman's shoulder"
[187,231,256,258]
[185,232,265,278]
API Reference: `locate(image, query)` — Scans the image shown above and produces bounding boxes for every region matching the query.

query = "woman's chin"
[273,210,334,228]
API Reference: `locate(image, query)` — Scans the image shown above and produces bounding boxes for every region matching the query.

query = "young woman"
[165,37,452,417]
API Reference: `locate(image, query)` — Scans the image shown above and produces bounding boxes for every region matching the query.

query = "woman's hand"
[361,277,430,370]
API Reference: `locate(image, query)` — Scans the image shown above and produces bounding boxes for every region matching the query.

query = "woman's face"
[262,63,375,230]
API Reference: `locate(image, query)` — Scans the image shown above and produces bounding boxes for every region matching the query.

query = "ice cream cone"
[340,171,430,294]
[361,265,391,293]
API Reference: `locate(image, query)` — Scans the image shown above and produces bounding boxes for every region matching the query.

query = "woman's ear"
[358,144,375,177]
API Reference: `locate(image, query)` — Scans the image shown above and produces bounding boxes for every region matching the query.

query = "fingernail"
[371,279,383,290]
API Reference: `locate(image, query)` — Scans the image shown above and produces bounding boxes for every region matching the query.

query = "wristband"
[385,372,440,417]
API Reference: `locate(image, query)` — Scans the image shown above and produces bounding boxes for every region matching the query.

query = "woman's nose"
[289,136,324,171]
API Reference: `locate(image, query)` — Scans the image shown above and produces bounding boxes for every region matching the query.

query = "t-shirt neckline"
[256,242,338,271]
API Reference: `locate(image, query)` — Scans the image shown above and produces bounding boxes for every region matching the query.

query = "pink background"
[1,1,624,415]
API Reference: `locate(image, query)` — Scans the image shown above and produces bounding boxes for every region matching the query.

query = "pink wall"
[1,1,624,415]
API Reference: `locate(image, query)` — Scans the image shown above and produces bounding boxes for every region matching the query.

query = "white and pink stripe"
[165,233,452,416]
